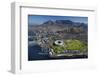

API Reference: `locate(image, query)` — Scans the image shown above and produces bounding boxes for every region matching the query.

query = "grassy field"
[50,39,87,54]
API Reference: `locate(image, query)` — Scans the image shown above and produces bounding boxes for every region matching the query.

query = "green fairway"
[50,39,87,54]
[65,40,87,51]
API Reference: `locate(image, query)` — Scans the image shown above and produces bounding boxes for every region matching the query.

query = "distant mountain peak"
[55,20,73,25]
[41,20,87,28]
[43,20,73,25]
[43,20,54,25]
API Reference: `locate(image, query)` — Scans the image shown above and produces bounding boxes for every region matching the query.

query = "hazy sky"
[28,15,88,25]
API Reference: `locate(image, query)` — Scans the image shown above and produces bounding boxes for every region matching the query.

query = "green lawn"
[65,40,87,51]
[50,39,87,54]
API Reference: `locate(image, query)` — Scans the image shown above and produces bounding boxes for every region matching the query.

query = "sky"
[28,15,88,25]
